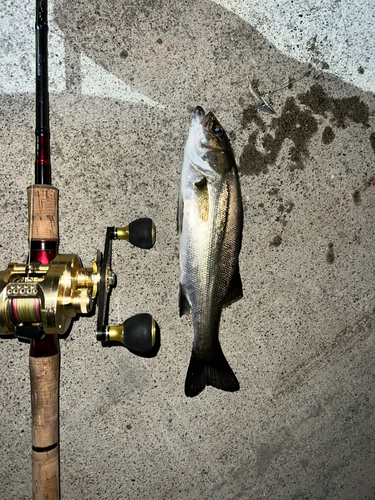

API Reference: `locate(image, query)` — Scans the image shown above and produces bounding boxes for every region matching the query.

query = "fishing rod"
[0,1,158,498]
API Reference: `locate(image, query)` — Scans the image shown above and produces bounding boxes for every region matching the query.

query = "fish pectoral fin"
[223,263,243,307]
[194,176,209,223]
[179,283,191,317]
[177,194,183,233]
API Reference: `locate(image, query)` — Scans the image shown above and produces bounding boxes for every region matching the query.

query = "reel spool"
[0,218,158,353]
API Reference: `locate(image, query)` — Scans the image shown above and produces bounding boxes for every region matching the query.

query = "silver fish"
[178,106,243,397]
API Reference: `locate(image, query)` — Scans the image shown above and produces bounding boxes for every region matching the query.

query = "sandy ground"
[1,1,374,498]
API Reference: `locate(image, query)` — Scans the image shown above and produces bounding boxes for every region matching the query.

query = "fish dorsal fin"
[177,194,183,233]
[179,283,191,317]
[223,263,243,307]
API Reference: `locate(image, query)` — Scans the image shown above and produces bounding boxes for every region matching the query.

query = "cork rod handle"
[27,185,59,241]
[30,352,60,500]
[28,184,60,499]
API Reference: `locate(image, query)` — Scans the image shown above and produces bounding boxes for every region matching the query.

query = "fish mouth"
[193,106,205,119]
[193,106,213,129]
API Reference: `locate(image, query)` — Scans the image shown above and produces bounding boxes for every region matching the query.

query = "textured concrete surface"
[1,1,375,499]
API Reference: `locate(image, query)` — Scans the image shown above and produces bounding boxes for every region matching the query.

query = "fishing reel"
[0,218,158,352]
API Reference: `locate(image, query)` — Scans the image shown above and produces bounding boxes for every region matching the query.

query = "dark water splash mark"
[264,188,295,243]
[242,105,266,130]
[326,242,335,264]
[240,83,371,176]
[322,126,335,144]
[298,84,369,128]
[240,97,318,175]
[270,234,282,247]
[268,187,280,197]
[364,176,375,188]
[352,190,362,205]
[353,176,375,205]
[275,201,295,232]
[285,201,295,213]
[370,133,375,154]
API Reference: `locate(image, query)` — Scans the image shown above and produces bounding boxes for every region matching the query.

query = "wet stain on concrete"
[268,187,280,197]
[270,234,282,247]
[275,215,288,227]
[240,97,318,175]
[263,186,295,233]
[352,176,375,205]
[298,84,369,128]
[263,98,318,171]
[276,200,294,228]
[322,126,335,144]
[239,132,269,175]
[240,83,371,176]
[242,105,266,130]
[326,243,335,263]
[370,133,375,154]
[364,176,375,188]
[352,190,362,205]
[285,201,295,213]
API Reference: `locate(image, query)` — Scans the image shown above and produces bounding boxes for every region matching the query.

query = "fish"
[178,106,243,397]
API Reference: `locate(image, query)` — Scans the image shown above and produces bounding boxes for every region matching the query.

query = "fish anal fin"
[223,263,243,307]
[179,283,191,317]
[185,346,240,397]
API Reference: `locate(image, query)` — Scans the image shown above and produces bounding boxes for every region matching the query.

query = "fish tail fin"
[185,346,239,397]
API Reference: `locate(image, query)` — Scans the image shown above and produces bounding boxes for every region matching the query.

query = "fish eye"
[214,126,223,134]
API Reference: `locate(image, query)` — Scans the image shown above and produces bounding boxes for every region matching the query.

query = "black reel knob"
[115,218,156,249]
[107,313,158,352]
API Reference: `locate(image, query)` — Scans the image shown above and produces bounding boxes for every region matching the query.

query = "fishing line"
[266,66,315,96]
[9,297,41,324]
[247,60,324,113]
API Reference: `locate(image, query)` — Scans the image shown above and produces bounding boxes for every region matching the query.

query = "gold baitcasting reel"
[0,218,158,353]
